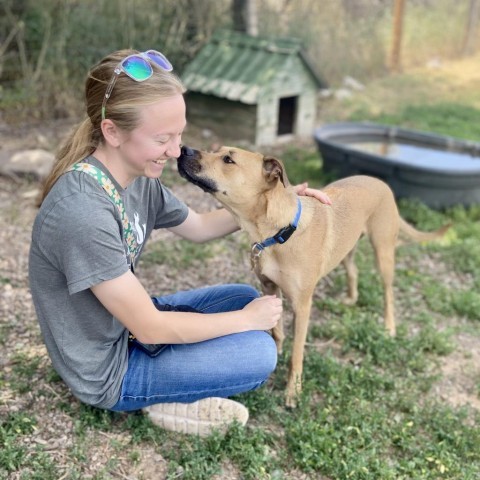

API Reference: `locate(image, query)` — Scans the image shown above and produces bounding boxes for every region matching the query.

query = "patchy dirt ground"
[1,122,479,479]
[1,52,480,476]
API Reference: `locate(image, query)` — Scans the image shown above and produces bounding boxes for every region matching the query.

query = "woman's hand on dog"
[294,182,332,205]
[243,295,282,330]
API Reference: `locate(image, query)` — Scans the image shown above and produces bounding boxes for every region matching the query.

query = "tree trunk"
[462,0,479,56]
[390,0,406,73]
[232,0,258,36]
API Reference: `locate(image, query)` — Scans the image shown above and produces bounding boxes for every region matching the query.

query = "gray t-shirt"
[29,156,189,408]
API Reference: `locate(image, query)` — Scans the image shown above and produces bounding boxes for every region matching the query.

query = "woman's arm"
[168,208,239,243]
[169,185,331,243]
[91,271,282,344]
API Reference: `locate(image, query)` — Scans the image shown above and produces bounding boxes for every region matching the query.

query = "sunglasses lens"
[122,55,152,81]
[145,50,173,71]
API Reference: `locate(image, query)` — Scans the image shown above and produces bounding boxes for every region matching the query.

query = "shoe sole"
[143,397,249,437]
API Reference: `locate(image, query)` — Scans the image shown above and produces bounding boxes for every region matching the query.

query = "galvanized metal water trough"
[314,122,480,209]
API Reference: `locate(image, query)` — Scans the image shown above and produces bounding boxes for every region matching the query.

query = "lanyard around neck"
[69,162,139,272]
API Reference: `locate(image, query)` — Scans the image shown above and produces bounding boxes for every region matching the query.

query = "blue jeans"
[110,284,278,412]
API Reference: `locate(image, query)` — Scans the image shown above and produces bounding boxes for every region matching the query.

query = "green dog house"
[182,30,325,146]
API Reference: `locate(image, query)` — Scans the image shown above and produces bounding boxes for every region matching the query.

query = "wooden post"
[462,0,479,56]
[390,0,406,72]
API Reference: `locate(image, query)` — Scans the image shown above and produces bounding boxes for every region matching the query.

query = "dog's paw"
[285,394,298,409]
[285,383,300,409]
[387,326,396,337]
[341,296,358,306]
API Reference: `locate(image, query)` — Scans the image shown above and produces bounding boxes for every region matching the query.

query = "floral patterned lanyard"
[69,162,139,272]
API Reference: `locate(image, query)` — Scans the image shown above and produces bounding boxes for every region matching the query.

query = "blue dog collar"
[251,198,302,257]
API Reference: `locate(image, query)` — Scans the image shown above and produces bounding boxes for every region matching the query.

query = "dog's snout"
[180,145,196,157]
[177,145,217,194]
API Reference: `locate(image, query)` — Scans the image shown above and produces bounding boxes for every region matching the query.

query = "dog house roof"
[182,30,325,105]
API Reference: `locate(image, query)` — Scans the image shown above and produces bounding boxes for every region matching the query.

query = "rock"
[426,57,442,69]
[334,88,353,100]
[343,75,365,91]
[319,88,333,98]
[0,148,55,180]
[201,128,213,139]
[21,188,41,199]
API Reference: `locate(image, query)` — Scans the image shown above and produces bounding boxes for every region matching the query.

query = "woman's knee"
[242,331,278,377]
[260,331,278,374]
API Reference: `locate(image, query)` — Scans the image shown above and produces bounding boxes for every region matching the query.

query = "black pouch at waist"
[128,303,200,357]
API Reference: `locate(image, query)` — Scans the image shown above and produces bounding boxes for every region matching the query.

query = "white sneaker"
[143,397,249,437]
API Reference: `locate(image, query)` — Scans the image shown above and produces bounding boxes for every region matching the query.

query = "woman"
[29,49,331,436]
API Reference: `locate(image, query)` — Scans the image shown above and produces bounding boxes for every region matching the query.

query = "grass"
[2,59,480,479]
[0,413,59,479]
[349,103,480,141]
[140,238,219,269]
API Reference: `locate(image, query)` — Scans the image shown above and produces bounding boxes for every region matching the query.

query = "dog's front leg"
[258,274,284,353]
[286,295,313,408]
[342,246,359,306]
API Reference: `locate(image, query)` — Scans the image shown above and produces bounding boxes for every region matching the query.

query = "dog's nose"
[180,145,195,157]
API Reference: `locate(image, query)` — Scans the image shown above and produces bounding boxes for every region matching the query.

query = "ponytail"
[39,118,99,205]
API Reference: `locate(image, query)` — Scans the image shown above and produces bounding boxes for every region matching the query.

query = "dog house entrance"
[277,96,298,135]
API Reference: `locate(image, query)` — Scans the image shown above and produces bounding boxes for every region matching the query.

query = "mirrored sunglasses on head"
[102,50,173,120]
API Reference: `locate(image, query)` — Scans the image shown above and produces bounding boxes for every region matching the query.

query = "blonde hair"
[40,49,185,204]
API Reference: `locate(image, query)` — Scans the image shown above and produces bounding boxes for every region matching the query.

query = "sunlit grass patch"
[281,345,480,479]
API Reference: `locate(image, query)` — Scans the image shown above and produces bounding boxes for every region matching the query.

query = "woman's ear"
[101,119,123,147]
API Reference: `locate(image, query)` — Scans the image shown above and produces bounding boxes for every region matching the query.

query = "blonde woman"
[29,49,331,436]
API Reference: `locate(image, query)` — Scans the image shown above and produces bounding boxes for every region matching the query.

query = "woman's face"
[117,94,187,180]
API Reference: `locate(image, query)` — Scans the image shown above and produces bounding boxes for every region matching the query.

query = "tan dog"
[177,146,450,407]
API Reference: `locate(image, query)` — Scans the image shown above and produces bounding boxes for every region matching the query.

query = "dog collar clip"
[251,198,302,257]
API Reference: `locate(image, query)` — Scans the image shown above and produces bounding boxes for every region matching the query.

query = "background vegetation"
[1,1,480,479]
[1,0,479,123]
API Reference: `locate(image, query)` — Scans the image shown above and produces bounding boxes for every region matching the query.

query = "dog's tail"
[397,217,451,246]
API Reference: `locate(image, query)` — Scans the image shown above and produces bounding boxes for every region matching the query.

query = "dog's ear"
[262,157,290,187]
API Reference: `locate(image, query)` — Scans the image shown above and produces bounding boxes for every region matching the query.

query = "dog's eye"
[223,155,235,164]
